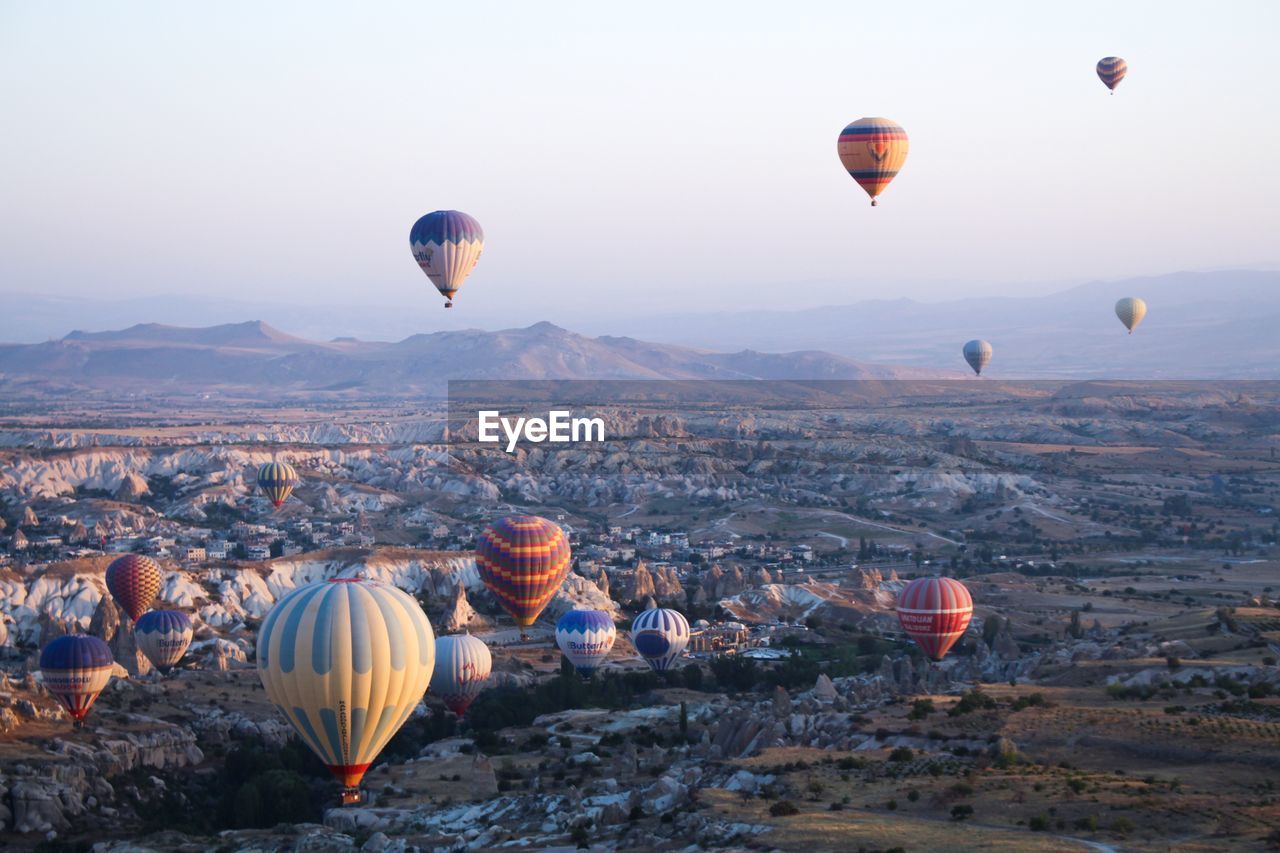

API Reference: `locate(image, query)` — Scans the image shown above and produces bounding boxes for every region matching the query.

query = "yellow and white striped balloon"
[257,578,435,802]
[1115,297,1147,334]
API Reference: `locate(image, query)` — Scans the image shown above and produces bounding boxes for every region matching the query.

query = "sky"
[2,0,1278,331]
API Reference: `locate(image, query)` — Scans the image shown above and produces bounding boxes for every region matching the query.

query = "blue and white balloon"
[135,610,193,673]
[555,610,617,677]
[630,608,690,672]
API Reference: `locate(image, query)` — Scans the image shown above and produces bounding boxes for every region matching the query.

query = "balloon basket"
[340,787,362,807]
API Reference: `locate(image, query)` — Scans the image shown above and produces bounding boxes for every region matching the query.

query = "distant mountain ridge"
[586,270,1280,379]
[0,320,949,398]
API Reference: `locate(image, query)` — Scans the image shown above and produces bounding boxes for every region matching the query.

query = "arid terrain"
[0,380,1277,851]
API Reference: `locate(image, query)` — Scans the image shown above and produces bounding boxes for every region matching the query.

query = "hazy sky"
[2,1,1278,328]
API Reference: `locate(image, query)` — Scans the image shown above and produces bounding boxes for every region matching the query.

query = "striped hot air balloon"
[896,577,973,662]
[135,610,193,673]
[105,554,162,623]
[40,635,114,726]
[257,578,436,806]
[556,609,617,677]
[963,340,993,376]
[257,462,298,509]
[1096,56,1127,93]
[1115,297,1147,334]
[409,210,485,308]
[430,634,492,717]
[631,608,690,672]
[837,118,909,206]
[475,516,572,637]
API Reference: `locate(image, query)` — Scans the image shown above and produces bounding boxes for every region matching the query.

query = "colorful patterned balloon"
[430,634,492,717]
[963,340,993,376]
[135,610,193,673]
[837,118,909,206]
[409,210,485,308]
[631,608,690,672]
[40,634,114,725]
[105,554,162,622]
[475,516,572,633]
[257,462,298,509]
[896,577,973,662]
[556,609,617,677]
[1097,56,1127,92]
[1115,297,1147,334]
[257,578,436,805]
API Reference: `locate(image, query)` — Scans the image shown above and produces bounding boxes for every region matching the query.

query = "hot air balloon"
[40,635,114,727]
[475,516,572,639]
[409,210,484,308]
[105,554,162,623]
[631,607,690,672]
[837,118,909,206]
[430,634,492,717]
[135,610,193,674]
[1115,297,1146,334]
[962,340,993,376]
[1097,56,1127,93]
[556,609,617,677]
[896,577,973,662]
[257,462,298,509]
[257,577,436,806]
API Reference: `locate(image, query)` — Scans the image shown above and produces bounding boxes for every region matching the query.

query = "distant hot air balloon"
[837,118,909,206]
[1097,56,1127,93]
[135,610,193,674]
[105,554,162,623]
[475,516,573,639]
[962,340,993,376]
[257,578,436,806]
[409,210,485,308]
[556,609,617,677]
[257,462,298,509]
[631,607,690,672]
[40,634,114,727]
[896,577,973,662]
[1115,297,1147,334]
[430,634,492,717]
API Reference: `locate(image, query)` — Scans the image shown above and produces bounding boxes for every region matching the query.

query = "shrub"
[888,747,915,763]
[1029,815,1050,831]
[770,800,800,817]
[951,804,974,821]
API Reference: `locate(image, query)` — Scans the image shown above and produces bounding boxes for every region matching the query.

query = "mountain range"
[587,270,1280,379]
[2,270,1275,384]
[0,321,946,399]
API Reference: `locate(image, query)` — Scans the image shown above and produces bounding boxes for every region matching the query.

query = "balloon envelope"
[135,610,193,673]
[1115,297,1146,333]
[837,118,909,206]
[1097,56,1127,91]
[631,608,690,672]
[475,516,573,630]
[556,610,617,676]
[409,210,485,307]
[257,578,436,803]
[962,340,993,376]
[897,577,973,661]
[430,634,492,717]
[257,462,298,509]
[40,634,114,724]
[106,554,162,622]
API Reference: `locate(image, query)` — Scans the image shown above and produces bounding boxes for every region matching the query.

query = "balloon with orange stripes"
[475,515,572,637]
